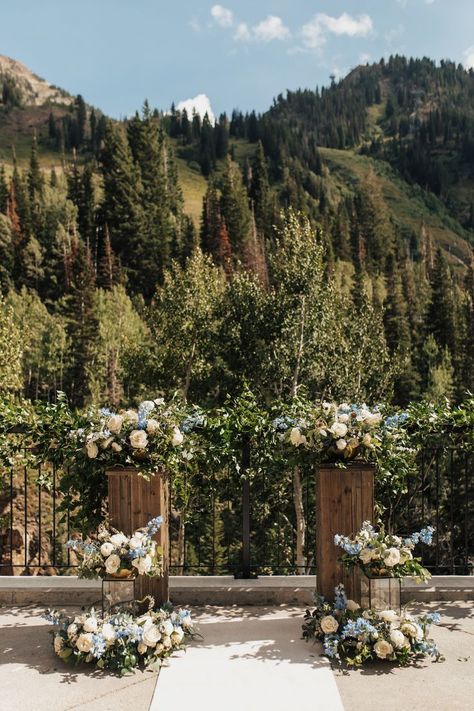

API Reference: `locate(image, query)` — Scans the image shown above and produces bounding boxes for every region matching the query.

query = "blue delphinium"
[272,416,296,433]
[424,612,441,624]
[384,412,409,428]
[146,516,163,536]
[91,634,106,659]
[334,584,347,610]
[405,526,435,546]
[100,408,112,418]
[341,617,378,639]
[334,534,362,556]
[181,414,205,434]
[323,635,340,659]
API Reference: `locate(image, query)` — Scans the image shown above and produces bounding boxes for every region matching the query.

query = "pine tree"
[200,180,222,258]
[248,141,272,233]
[220,156,252,253]
[0,165,8,214]
[428,248,459,357]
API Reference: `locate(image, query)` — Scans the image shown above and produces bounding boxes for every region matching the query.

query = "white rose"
[76,633,94,653]
[289,427,306,447]
[359,547,375,564]
[54,635,64,654]
[111,442,122,453]
[67,623,78,639]
[171,627,184,644]
[384,547,401,567]
[320,615,339,634]
[401,622,423,640]
[83,617,98,633]
[374,639,393,659]
[365,412,382,426]
[346,599,360,612]
[140,400,155,412]
[102,623,116,645]
[86,441,99,459]
[110,533,128,546]
[378,610,399,624]
[335,438,347,451]
[338,414,349,423]
[107,414,123,434]
[171,427,184,447]
[390,629,409,649]
[132,554,152,575]
[100,542,115,557]
[146,418,160,435]
[330,422,348,438]
[105,553,121,575]
[124,409,139,423]
[143,624,162,647]
[160,619,174,637]
[362,433,372,447]
[137,642,147,655]
[100,436,114,450]
[162,635,172,649]
[130,429,148,449]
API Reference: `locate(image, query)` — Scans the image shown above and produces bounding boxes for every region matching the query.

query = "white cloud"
[301,13,373,50]
[176,94,215,124]
[234,22,251,42]
[463,46,474,70]
[211,5,234,28]
[190,17,201,33]
[253,16,290,42]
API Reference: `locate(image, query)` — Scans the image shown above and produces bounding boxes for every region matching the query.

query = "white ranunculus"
[124,409,139,423]
[100,542,115,557]
[107,414,124,434]
[54,635,64,653]
[137,642,147,655]
[330,422,348,438]
[171,427,184,447]
[132,554,152,575]
[162,635,172,649]
[104,553,121,575]
[67,623,78,639]
[146,418,160,435]
[335,438,347,451]
[171,627,184,644]
[76,633,94,653]
[130,429,148,449]
[378,610,399,624]
[100,436,114,450]
[143,624,161,647]
[401,622,423,640]
[140,400,156,412]
[362,433,372,447]
[111,441,122,453]
[102,623,116,645]
[128,537,142,550]
[346,599,360,612]
[320,615,339,634]
[110,533,128,546]
[390,629,409,649]
[86,441,99,459]
[154,398,165,405]
[359,547,375,564]
[83,617,98,633]
[160,619,174,637]
[384,547,401,567]
[374,639,393,659]
[365,412,382,426]
[289,427,306,447]
[338,413,349,424]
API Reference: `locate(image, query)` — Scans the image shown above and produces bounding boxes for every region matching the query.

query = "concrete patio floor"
[1,601,473,711]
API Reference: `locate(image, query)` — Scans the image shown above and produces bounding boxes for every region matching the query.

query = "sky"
[1,0,474,119]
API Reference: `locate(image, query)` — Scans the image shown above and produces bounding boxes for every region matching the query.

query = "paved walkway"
[151,606,344,711]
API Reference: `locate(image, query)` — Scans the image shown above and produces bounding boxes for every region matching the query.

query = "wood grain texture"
[316,463,374,602]
[106,467,169,605]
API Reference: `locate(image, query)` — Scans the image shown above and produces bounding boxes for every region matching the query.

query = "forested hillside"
[0,54,473,408]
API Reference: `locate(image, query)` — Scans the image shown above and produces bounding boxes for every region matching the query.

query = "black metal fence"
[0,445,472,576]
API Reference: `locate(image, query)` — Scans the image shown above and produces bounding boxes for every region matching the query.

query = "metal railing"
[0,444,472,577]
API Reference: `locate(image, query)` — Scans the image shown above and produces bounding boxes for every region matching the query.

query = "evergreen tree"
[220,157,252,252]
[0,165,9,214]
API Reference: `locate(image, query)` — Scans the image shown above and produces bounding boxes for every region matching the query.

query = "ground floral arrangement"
[302,585,441,666]
[335,521,434,583]
[66,517,163,579]
[45,604,195,675]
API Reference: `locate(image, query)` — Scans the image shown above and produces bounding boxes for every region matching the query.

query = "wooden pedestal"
[316,462,374,602]
[106,467,169,606]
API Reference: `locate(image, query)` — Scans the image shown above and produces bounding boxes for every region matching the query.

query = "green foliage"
[0,294,22,394]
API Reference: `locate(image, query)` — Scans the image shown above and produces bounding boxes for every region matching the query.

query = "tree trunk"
[293,465,306,573]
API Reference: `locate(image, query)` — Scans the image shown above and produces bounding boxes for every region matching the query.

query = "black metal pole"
[237,437,255,579]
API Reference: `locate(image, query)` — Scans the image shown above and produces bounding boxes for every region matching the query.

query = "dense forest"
[0,55,473,408]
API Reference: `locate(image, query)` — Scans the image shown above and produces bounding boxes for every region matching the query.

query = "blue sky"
[1,0,474,118]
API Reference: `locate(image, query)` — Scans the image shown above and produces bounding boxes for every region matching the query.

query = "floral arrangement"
[66,517,163,579]
[334,521,434,582]
[302,584,441,666]
[73,399,188,475]
[45,604,195,675]
[274,402,383,461]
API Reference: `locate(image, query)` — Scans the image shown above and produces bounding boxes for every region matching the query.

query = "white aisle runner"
[150,606,345,711]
